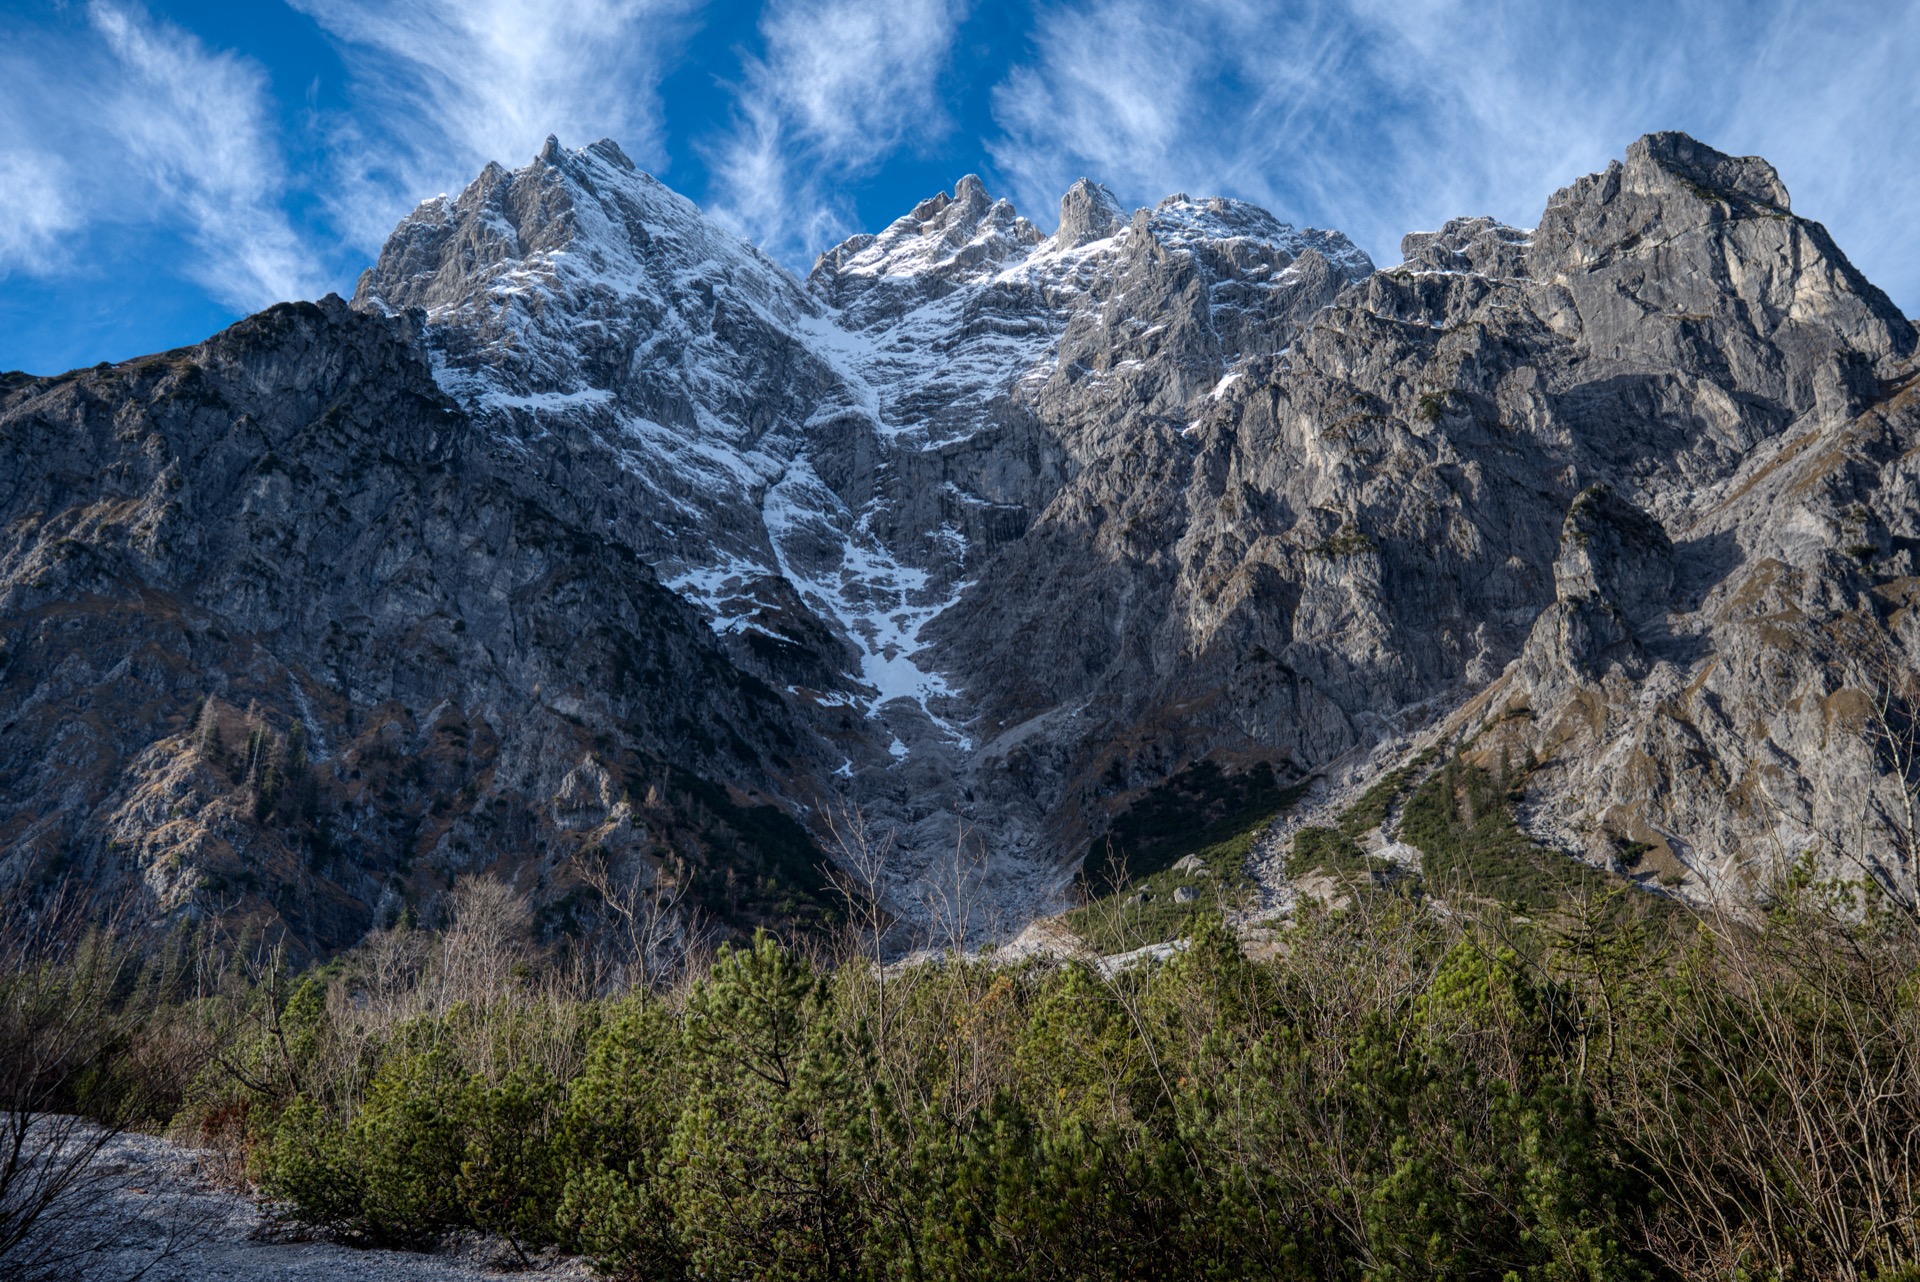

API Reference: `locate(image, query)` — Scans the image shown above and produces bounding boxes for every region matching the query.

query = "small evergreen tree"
[667,932,875,1281]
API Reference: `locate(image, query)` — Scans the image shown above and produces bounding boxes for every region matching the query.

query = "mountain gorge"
[3,130,1916,951]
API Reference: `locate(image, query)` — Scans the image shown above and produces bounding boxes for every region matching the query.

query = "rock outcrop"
[1220,131,1919,903]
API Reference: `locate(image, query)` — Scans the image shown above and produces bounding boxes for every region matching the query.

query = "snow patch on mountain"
[761,458,973,746]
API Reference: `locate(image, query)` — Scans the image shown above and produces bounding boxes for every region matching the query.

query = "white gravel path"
[56,1130,593,1282]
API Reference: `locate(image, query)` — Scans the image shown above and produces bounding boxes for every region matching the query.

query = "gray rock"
[7,129,1919,946]
[0,298,834,951]
[1054,178,1124,249]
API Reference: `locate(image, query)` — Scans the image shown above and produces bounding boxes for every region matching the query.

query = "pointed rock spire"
[587,138,636,171]
[1631,131,1788,208]
[1055,178,1122,248]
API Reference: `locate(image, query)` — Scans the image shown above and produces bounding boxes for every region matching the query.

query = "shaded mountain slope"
[0,298,835,952]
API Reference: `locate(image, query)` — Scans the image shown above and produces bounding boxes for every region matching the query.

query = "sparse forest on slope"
[6,868,1920,1280]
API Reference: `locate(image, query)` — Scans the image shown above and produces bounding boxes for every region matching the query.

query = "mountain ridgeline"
[3,132,1917,951]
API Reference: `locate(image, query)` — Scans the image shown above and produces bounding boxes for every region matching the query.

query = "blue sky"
[3,0,1917,375]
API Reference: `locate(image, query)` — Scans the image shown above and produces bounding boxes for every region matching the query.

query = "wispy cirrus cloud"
[0,2,321,310]
[986,0,1920,310]
[288,0,700,249]
[4,0,1916,376]
[707,0,966,263]
[988,0,1383,240]
[0,147,81,276]
[88,2,323,308]
[1340,0,1920,296]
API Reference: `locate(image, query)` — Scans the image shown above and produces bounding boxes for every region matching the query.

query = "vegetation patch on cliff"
[1285,750,1437,883]
[1068,760,1307,950]
[1399,754,1620,911]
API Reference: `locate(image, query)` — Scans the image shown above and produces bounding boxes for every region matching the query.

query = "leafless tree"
[575,849,709,995]
[820,800,898,966]
[917,820,992,957]
[433,875,533,1012]
[1846,645,1920,919]
[0,883,214,1280]
[1601,891,1920,1280]
[818,800,912,1096]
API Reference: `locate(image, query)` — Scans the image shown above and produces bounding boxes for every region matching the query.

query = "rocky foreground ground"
[42,1129,588,1282]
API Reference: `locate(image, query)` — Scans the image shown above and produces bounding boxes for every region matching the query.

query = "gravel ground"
[43,1130,592,1282]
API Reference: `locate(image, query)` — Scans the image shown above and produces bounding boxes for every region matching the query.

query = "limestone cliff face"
[348,140,1375,922]
[0,299,835,952]
[1198,131,1918,904]
[4,130,1917,944]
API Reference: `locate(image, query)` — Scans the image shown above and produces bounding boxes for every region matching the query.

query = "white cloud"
[89,2,322,309]
[1677,1,1920,315]
[986,0,1920,311]
[707,0,966,263]
[988,0,1376,239]
[1346,0,1920,309]
[0,3,320,310]
[0,149,81,274]
[289,0,699,249]
[758,0,963,157]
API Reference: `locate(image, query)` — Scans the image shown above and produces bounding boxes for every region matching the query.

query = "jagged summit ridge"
[807,172,1042,317]
[1054,178,1123,248]
[1216,130,1919,906]
[347,130,1920,918]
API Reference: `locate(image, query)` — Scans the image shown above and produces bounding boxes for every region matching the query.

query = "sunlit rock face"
[5,130,1917,948]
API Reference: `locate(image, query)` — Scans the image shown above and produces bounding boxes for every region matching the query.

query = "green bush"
[255,1094,366,1234]
[350,1043,473,1242]
[260,1036,567,1254]
[557,998,686,1276]
[216,880,1920,1281]
[666,933,876,1281]
[459,1065,563,1257]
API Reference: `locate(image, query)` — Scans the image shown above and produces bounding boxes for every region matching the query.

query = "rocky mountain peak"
[1131,195,1375,286]
[952,172,991,210]
[12,129,1920,951]
[354,136,817,408]
[1630,130,1790,209]
[1053,178,1123,249]
[1535,132,1913,365]
[808,175,1042,322]
[586,137,638,171]
[1520,130,1915,455]
[1399,216,1531,278]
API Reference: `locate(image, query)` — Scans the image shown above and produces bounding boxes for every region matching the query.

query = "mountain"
[347,135,1373,928]
[2,131,1915,951]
